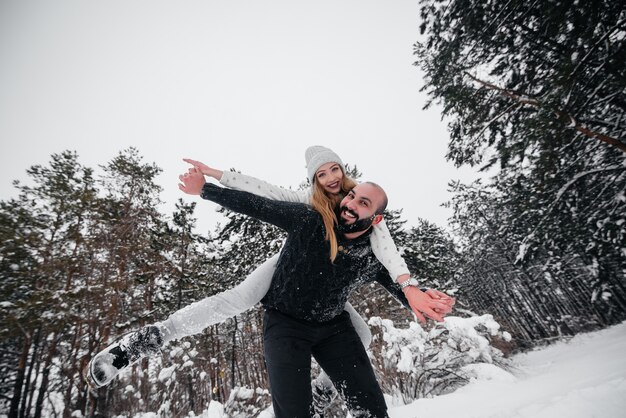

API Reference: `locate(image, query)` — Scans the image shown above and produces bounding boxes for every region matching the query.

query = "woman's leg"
[84,255,278,387]
[343,302,372,349]
[86,254,280,388]
[157,254,279,343]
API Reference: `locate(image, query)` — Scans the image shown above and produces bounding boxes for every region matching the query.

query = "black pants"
[263,309,388,418]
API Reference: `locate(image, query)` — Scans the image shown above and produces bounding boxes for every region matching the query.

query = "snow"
[169,346,184,357]
[390,322,626,418]
[460,363,516,383]
[228,387,255,401]
[135,321,626,418]
[396,346,414,373]
[191,323,626,418]
[92,352,119,385]
[157,365,176,382]
[132,413,158,418]
[515,241,529,263]
[206,401,225,418]
[256,406,275,418]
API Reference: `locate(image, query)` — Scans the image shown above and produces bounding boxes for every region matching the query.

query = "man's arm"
[201,183,310,232]
[179,170,309,232]
[373,269,411,311]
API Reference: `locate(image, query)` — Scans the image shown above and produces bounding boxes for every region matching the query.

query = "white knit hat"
[305,145,345,182]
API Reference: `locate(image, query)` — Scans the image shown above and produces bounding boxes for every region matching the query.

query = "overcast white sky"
[0,0,479,234]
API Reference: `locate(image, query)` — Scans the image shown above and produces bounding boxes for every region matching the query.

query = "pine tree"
[416,0,626,341]
[0,150,100,417]
[403,219,462,295]
[415,0,625,164]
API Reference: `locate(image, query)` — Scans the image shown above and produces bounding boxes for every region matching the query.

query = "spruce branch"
[464,72,626,153]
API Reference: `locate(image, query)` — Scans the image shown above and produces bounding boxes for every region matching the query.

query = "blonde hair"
[310,174,358,262]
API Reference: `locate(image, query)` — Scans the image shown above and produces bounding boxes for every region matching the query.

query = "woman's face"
[315,162,344,195]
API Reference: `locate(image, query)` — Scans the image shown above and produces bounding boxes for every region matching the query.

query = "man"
[179,169,453,418]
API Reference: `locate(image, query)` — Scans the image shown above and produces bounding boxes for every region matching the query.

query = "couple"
[86,146,455,417]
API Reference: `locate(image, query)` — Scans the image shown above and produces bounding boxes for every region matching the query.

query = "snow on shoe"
[84,325,163,388]
[311,378,337,416]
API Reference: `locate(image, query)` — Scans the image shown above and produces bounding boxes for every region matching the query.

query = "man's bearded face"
[336,205,376,234]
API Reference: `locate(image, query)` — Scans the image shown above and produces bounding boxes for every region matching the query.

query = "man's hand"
[183,158,223,180]
[425,289,455,310]
[403,287,454,324]
[178,168,206,195]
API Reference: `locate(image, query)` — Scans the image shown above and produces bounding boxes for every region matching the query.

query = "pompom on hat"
[305,145,345,182]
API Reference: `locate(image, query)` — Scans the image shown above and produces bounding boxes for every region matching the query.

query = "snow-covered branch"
[464,72,626,153]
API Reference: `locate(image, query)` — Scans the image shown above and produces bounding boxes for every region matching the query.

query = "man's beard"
[336,206,375,234]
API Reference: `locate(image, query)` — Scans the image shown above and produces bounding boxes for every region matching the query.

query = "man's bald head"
[361,182,388,214]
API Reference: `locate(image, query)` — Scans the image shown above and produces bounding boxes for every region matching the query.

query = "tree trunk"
[33,334,56,418]
[230,317,237,390]
[8,336,30,418]
[62,324,82,418]
[25,342,43,418]
[187,374,196,411]
[19,329,40,418]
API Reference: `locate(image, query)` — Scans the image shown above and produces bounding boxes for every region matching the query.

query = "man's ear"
[372,214,383,225]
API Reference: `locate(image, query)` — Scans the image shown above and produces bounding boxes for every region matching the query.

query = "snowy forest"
[2,0,625,417]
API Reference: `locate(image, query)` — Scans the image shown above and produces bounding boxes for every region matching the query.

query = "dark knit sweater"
[201,183,409,322]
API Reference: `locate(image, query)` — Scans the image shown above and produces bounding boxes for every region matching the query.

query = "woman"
[85,146,452,395]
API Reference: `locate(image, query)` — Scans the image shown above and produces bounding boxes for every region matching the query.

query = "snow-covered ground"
[156,321,626,418]
[391,321,626,418]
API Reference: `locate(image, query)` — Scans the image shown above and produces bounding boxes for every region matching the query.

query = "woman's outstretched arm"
[184,158,311,203]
